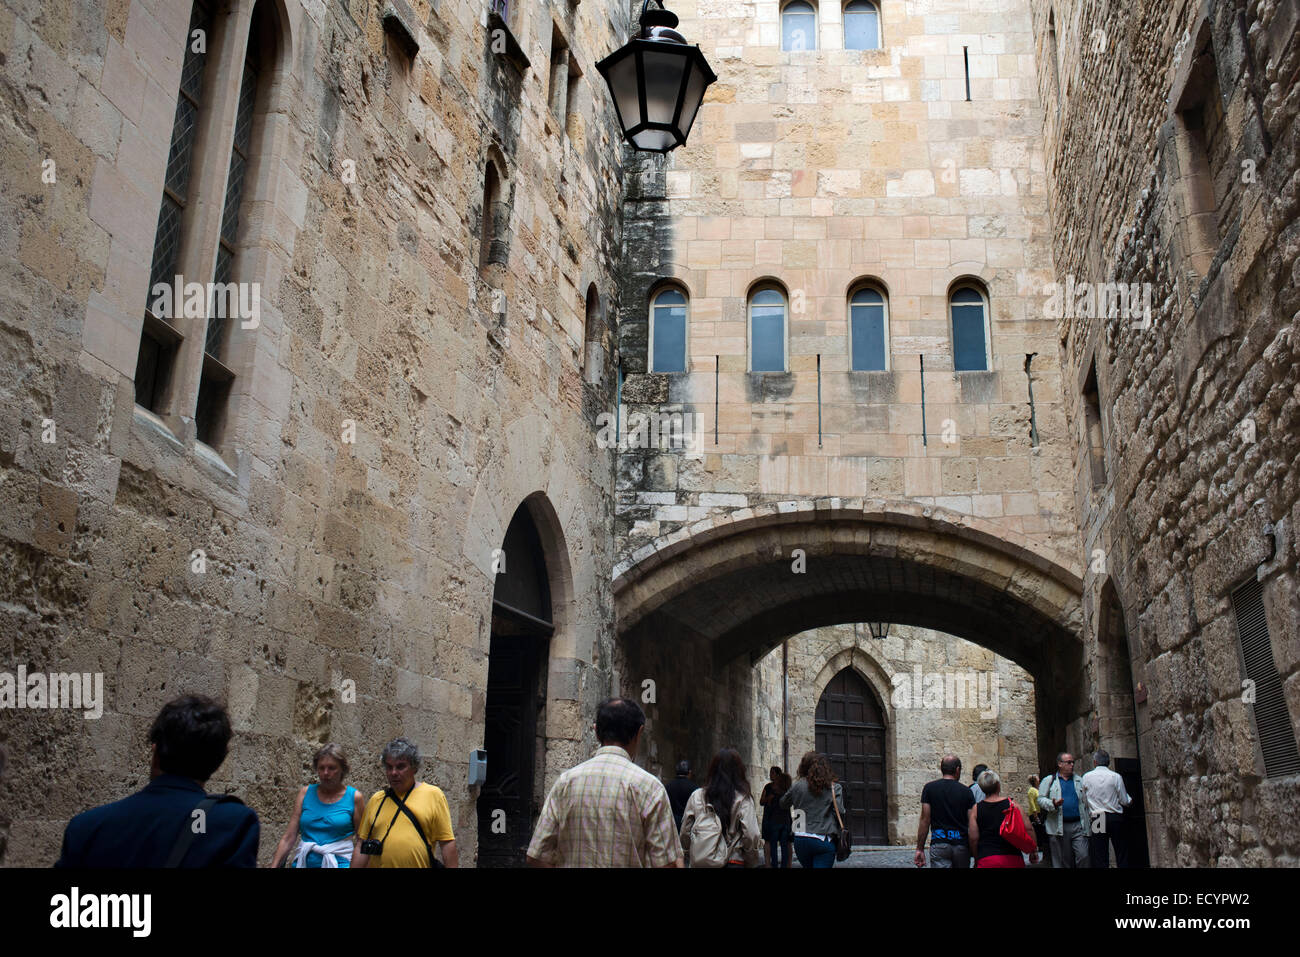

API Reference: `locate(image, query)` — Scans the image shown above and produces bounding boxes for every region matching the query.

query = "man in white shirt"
[1080,749,1132,868]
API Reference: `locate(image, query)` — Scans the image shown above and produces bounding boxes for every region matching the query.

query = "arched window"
[849,285,888,370]
[950,284,990,371]
[480,158,505,269]
[781,1,817,52]
[843,0,880,50]
[749,286,787,372]
[649,286,687,373]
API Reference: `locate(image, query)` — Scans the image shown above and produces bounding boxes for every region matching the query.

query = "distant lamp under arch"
[868,621,890,640]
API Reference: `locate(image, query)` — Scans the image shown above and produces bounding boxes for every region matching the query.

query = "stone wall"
[750,622,1038,844]
[0,0,626,865]
[1039,0,1300,864]
[613,0,1080,574]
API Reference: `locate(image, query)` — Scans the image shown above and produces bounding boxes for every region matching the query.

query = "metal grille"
[1232,577,1300,778]
[205,245,233,356]
[209,54,259,361]
[145,1,213,313]
[219,151,247,246]
[147,196,183,299]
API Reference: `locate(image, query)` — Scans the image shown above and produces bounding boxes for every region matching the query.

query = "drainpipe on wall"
[782,639,789,773]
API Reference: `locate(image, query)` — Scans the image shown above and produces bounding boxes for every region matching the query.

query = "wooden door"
[815,668,887,844]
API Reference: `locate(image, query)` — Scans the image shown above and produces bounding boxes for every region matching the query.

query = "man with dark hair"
[527,697,682,867]
[970,763,989,802]
[56,695,259,867]
[664,759,698,831]
[915,754,975,868]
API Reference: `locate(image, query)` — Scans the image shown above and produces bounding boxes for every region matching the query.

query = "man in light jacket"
[1080,749,1132,867]
[1037,752,1089,868]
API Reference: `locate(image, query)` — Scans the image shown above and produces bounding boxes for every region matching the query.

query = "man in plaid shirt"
[526,697,683,868]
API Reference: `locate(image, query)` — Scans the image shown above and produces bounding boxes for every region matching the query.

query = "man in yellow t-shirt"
[355,738,457,868]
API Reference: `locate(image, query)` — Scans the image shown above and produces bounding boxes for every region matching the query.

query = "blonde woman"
[271,744,365,868]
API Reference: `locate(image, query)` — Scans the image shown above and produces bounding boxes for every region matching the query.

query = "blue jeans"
[794,835,836,868]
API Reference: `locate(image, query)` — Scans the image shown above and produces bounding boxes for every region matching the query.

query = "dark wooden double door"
[815,668,887,845]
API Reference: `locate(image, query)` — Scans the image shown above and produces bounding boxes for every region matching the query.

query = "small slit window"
[650,287,687,373]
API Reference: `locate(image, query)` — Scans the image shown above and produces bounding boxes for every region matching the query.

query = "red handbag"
[999,800,1037,854]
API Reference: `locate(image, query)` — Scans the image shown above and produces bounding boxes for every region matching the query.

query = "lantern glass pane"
[605,53,641,130]
[631,128,677,151]
[677,58,710,138]
[642,49,686,125]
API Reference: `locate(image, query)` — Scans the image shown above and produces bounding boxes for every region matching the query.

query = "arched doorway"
[477,502,553,867]
[815,667,887,844]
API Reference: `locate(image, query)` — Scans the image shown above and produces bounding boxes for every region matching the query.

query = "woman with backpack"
[780,752,845,868]
[967,769,1039,868]
[679,748,762,868]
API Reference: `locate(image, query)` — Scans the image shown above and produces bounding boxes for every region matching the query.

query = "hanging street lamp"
[596,0,717,153]
[868,621,890,640]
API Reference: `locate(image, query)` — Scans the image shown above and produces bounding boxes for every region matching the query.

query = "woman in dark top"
[967,769,1038,868]
[759,766,793,868]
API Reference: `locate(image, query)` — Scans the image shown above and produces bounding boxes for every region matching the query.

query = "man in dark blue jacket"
[56,695,259,867]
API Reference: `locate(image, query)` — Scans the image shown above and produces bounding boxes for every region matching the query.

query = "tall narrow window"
[781,1,817,52]
[480,159,505,269]
[195,39,260,446]
[547,25,569,129]
[1047,9,1062,108]
[950,285,989,371]
[843,1,880,50]
[1082,358,1106,486]
[650,287,687,373]
[137,0,214,412]
[750,287,787,372]
[849,285,888,370]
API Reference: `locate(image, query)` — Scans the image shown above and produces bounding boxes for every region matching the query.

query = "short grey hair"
[1094,749,1110,766]
[977,769,1001,795]
[381,737,420,769]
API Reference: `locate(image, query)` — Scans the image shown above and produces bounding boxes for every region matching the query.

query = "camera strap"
[390,785,443,868]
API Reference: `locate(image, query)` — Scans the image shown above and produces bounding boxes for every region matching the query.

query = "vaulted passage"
[614,500,1089,790]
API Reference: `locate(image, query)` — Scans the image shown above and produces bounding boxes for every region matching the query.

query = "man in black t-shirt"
[915,754,976,868]
[663,760,699,831]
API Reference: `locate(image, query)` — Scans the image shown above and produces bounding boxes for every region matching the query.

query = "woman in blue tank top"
[271,744,366,868]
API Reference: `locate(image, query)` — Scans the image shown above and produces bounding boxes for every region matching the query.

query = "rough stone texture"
[1039,0,1300,864]
[0,0,627,866]
[748,623,1038,845]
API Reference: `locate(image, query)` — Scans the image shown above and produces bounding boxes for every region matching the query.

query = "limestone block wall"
[750,623,1037,844]
[613,0,1080,575]
[0,0,627,865]
[1038,0,1300,864]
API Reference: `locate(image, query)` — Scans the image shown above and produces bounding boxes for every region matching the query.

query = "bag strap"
[390,785,443,868]
[829,784,845,831]
[165,795,222,867]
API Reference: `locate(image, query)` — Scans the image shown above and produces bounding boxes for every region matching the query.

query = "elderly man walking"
[526,697,683,868]
[354,738,457,868]
[1080,749,1132,867]
[1038,751,1089,868]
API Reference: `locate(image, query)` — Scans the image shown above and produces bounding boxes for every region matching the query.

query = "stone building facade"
[611,0,1090,814]
[749,623,1037,845]
[0,0,627,865]
[1038,0,1300,865]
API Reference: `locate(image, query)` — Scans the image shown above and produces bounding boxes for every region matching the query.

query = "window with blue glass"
[781,1,817,51]
[849,286,888,370]
[950,285,989,371]
[650,287,687,373]
[843,0,880,50]
[750,287,787,372]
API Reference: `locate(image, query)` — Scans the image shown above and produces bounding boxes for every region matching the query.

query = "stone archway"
[614,499,1087,783]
